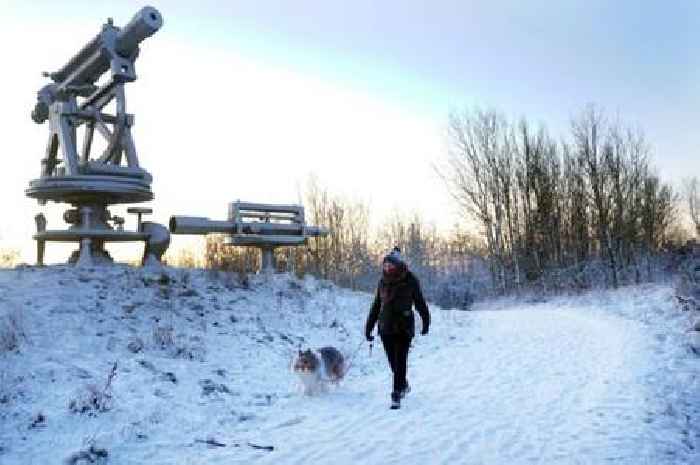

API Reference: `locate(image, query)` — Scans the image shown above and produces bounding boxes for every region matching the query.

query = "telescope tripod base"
[34,229,142,267]
[33,204,169,267]
[72,238,113,267]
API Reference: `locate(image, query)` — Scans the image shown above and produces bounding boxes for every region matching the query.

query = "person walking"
[365,247,430,409]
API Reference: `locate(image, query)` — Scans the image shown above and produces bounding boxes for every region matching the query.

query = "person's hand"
[421,324,429,336]
[365,329,375,342]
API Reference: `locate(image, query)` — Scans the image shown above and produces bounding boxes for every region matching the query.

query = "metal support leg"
[34,213,47,266]
[77,238,93,267]
[36,240,45,266]
[79,206,94,229]
[260,247,276,273]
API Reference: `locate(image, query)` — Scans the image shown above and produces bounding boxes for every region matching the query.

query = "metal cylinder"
[237,222,305,236]
[50,7,163,84]
[63,209,80,225]
[142,222,170,264]
[51,35,103,83]
[229,202,303,216]
[303,226,328,237]
[116,6,163,57]
[169,216,233,235]
[260,247,276,273]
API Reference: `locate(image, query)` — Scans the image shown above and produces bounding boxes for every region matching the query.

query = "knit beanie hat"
[383,246,403,266]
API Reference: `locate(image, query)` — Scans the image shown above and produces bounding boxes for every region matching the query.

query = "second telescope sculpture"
[26,7,170,266]
[170,202,329,272]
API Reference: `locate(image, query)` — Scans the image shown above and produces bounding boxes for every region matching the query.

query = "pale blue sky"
[1,0,698,261]
[9,1,699,132]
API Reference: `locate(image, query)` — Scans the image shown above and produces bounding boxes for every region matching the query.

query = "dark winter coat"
[365,269,430,338]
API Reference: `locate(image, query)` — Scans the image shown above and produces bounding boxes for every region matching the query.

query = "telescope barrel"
[304,226,328,237]
[51,35,102,83]
[170,216,329,238]
[116,6,163,57]
[50,7,162,85]
[169,216,233,235]
[237,222,304,235]
[231,202,303,215]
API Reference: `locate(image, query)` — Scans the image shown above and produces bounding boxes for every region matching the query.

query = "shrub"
[0,309,25,353]
[64,446,108,465]
[68,363,117,416]
[0,249,19,268]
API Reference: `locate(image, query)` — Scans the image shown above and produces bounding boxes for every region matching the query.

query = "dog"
[292,346,346,395]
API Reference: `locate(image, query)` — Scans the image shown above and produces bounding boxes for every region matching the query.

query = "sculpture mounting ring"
[26,175,154,204]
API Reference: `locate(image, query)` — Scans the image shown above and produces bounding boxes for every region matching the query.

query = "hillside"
[0,265,698,464]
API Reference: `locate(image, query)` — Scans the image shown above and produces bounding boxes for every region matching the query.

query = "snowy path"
[1,268,697,465]
[244,309,684,465]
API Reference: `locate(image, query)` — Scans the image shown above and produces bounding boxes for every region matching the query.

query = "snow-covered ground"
[0,265,698,464]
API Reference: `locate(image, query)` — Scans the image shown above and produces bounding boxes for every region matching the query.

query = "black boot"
[400,380,410,398]
[390,391,401,409]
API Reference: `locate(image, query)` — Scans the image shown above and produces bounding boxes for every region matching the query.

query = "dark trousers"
[380,333,412,394]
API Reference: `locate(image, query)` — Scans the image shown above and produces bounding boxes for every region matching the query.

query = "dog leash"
[341,339,370,377]
[314,339,371,383]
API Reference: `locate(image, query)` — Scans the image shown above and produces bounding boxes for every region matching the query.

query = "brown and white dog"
[292,346,346,395]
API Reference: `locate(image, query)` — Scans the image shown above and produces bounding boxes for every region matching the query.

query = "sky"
[0,0,698,263]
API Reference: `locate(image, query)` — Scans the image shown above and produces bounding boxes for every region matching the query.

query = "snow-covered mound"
[0,266,698,464]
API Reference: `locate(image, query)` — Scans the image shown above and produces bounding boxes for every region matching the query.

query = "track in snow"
[2,269,695,465]
[244,308,686,465]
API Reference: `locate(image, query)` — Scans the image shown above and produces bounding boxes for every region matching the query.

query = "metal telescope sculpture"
[170,201,329,272]
[26,7,170,266]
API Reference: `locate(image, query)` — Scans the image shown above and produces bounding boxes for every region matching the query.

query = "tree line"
[171,104,694,306]
[442,105,679,292]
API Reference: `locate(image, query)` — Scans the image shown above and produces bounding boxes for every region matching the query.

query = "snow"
[0,265,698,464]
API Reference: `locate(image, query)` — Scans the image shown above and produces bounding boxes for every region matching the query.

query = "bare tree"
[571,105,619,288]
[684,177,700,236]
[302,176,373,289]
[442,108,512,292]
[443,104,678,294]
